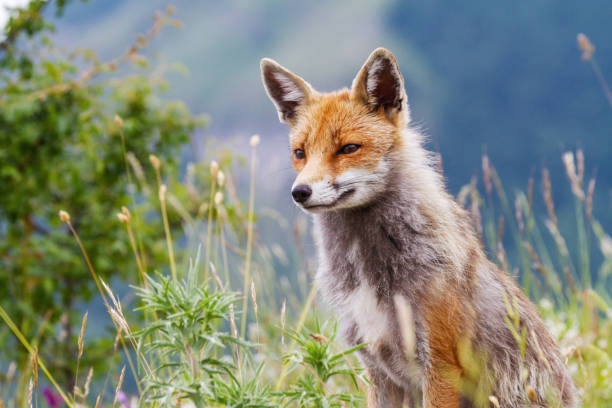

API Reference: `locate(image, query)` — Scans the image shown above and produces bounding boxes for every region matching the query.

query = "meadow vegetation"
[1,3,611,407]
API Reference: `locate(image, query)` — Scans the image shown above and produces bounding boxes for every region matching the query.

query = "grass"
[1,34,612,408]
[2,141,611,407]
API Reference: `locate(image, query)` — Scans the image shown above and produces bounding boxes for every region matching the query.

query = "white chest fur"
[341,283,390,345]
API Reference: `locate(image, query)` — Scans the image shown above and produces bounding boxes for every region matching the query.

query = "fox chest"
[340,284,392,346]
[316,238,396,346]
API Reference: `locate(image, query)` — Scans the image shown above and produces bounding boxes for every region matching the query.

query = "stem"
[159,186,178,285]
[0,305,74,408]
[204,176,217,283]
[575,199,591,288]
[590,58,612,111]
[219,212,231,290]
[63,221,143,394]
[275,283,317,390]
[126,223,148,289]
[240,145,257,338]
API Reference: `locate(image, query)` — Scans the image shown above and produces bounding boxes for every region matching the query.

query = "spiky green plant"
[280,320,367,408]
[133,251,253,407]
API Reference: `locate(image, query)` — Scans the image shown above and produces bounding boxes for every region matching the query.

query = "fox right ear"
[261,58,313,124]
[351,48,408,124]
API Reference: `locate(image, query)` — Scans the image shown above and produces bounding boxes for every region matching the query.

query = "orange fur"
[289,90,398,185]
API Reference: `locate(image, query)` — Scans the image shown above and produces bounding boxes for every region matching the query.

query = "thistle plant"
[280,320,367,408]
[132,252,251,407]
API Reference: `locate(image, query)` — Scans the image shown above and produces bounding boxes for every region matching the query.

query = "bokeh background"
[53,0,612,227]
[2,0,612,402]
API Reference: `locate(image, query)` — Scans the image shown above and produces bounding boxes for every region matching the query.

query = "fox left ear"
[261,58,314,125]
[351,48,408,124]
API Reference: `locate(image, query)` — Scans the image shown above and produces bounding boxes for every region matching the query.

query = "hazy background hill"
[52,0,612,246]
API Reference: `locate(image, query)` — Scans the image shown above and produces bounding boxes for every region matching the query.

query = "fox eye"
[294,149,305,160]
[337,144,361,155]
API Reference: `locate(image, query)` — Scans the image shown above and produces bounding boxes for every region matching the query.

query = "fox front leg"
[367,368,406,408]
[422,365,461,408]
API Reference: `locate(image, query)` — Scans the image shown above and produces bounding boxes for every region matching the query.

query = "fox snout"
[291,184,311,203]
[290,176,353,213]
[289,166,387,213]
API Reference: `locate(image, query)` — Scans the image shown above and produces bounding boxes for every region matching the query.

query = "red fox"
[261,48,577,408]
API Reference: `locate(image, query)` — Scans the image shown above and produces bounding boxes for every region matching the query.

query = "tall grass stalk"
[158,184,178,284]
[578,33,612,110]
[489,168,533,294]
[240,135,260,338]
[275,283,317,390]
[0,306,73,408]
[204,161,218,283]
[115,116,149,273]
[58,211,142,395]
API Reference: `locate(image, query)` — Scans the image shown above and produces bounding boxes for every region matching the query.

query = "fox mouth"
[302,188,356,211]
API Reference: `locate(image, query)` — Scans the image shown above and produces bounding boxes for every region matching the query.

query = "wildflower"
[117,390,131,408]
[42,387,62,408]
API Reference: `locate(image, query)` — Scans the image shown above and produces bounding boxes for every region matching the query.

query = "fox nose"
[292,185,312,203]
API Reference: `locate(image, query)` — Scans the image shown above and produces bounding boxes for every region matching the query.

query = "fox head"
[261,48,409,213]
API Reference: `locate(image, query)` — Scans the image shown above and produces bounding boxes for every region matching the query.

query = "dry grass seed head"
[84,367,94,398]
[149,154,161,171]
[482,154,492,196]
[586,177,596,221]
[250,280,258,319]
[562,151,585,200]
[113,366,126,406]
[78,311,88,359]
[542,169,557,225]
[59,210,71,223]
[577,33,595,60]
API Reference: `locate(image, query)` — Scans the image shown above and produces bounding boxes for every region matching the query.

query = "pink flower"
[118,391,131,408]
[42,387,62,407]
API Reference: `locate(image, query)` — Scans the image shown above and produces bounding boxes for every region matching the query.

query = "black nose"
[292,185,312,203]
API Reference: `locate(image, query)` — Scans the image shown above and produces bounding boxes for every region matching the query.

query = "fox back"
[261,48,577,408]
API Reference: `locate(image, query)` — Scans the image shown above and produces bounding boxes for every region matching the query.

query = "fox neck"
[314,127,478,298]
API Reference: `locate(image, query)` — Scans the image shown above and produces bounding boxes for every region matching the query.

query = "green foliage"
[280,320,367,408]
[134,254,246,406]
[130,254,364,407]
[0,0,205,392]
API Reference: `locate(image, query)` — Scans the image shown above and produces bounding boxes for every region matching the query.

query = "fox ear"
[351,48,408,123]
[261,58,314,124]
